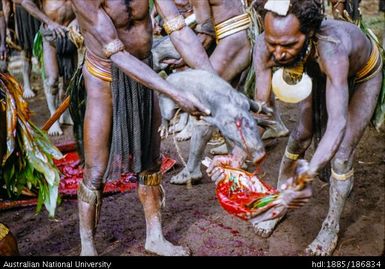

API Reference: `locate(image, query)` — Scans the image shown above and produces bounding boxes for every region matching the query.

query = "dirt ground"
[0,1,384,257]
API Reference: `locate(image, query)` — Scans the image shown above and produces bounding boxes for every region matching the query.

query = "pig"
[161,69,273,184]
[152,36,181,73]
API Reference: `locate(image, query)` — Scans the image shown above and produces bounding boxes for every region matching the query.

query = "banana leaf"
[0,73,62,217]
[32,31,45,80]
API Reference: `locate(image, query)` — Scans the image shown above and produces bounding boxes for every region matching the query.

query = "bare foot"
[48,122,63,136]
[170,166,202,185]
[305,224,338,256]
[23,88,35,99]
[145,238,191,256]
[251,217,282,238]
[80,247,98,256]
[262,123,289,140]
[209,143,228,155]
[59,111,74,125]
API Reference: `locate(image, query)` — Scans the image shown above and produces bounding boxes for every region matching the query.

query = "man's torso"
[42,0,75,26]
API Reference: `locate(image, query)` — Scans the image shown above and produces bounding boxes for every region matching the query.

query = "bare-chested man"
[71,0,213,256]
[249,0,383,255]
[15,0,77,135]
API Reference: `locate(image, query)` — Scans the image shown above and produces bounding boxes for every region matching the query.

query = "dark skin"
[190,0,252,81]
[0,1,6,62]
[15,0,76,135]
[71,0,213,256]
[252,12,382,255]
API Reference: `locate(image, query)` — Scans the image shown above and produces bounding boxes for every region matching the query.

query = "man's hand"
[197,33,214,50]
[174,91,210,117]
[162,57,185,69]
[44,22,67,40]
[206,155,243,184]
[278,159,315,208]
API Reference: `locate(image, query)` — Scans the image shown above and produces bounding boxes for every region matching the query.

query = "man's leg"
[306,72,382,256]
[21,50,35,99]
[261,97,290,140]
[140,95,190,256]
[78,67,112,256]
[171,120,214,184]
[42,38,62,135]
[253,95,313,237]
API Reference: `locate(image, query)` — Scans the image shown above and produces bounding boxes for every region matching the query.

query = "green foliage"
[0,73,62,217]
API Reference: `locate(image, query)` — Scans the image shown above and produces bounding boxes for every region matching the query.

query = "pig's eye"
[235,118,242,128]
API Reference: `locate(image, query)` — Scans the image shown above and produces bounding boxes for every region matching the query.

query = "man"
[9,0,40,98]
[15,0,76,135]
[170,0,288,185]
[0,0,6,71]
[250,0,383,255]
[71,0,213,256]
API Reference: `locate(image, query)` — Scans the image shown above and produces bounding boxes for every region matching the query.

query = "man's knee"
[332,156,353,174]
[45,76,59,91]
[287,134,312,153]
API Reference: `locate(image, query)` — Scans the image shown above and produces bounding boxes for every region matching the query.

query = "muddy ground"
[0,2,384,257]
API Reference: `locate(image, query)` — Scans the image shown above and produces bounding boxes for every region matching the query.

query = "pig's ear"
[201,116,219,127]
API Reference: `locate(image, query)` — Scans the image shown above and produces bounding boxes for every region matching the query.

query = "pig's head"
[202,100,266,164]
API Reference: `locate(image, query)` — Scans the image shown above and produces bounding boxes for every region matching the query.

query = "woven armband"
[163,15,186,35]
[102,39,125,58]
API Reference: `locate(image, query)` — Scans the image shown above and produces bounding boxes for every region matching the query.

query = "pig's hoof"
[210,143,228,155]
[251,218,280,238]
[262,124,289,140]
[159,124,169,139]
[305,225,338,256]
[170,167,202,185]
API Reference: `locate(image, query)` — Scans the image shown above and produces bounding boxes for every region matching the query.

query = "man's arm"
[12,0,66,38]
[71,0,210,116]
[190,0,215,49]
[254,34,273,103]
[155,0,215,73]
[308,49,350,174]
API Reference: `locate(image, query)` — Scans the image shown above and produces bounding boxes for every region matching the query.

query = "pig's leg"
[158,94,177,139]
[170,112,189,133]
[253,96,313,237]
[262,97,289,140]
[171,121,214,184]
